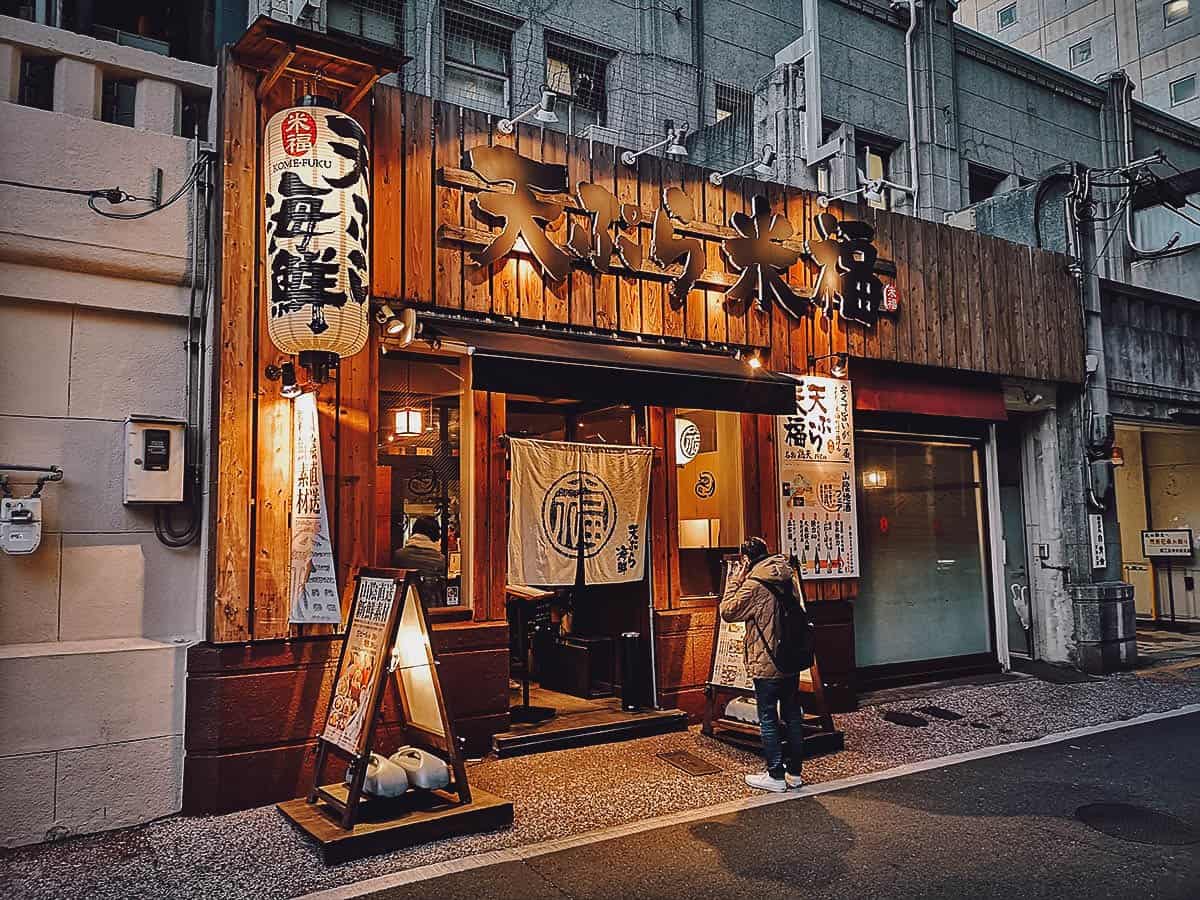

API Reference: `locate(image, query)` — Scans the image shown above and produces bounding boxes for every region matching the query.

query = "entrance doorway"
[854,433,994,677]
[996,422,1034,657]
[496,396,685,754]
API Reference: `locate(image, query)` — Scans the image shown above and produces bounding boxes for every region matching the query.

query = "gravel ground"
[4,667,1200,900]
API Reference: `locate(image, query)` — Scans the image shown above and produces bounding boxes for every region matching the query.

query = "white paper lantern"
[264,98,371,378]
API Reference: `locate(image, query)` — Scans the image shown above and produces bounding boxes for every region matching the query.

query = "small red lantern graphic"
[281,110,317,157]
[881,283,900,313]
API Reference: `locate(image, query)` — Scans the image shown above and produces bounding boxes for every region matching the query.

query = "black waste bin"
[619,631,647,711]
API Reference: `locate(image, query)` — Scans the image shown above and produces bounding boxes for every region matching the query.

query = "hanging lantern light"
[394,408,424,436]
[263,96,371,382]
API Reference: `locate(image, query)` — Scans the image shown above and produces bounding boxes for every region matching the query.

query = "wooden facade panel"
[402,93,434,305]
[373,88,403,300]
[566,134,594,328]
[434,102,463,309]
[460,109,492,313]
[638,153,665,337]
[212,58,257,643]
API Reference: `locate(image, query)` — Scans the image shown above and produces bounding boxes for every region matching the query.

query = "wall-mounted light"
[818,167,915,208]
[498,89,558,134]
[621,121,690,166]
[709,144,776,186]
[747,352,763,370]
[862,469,889,489]
[375,303,405,336]
[808,351,848,378]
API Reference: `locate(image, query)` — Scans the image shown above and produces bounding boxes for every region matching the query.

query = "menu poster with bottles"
[776,376,859,580]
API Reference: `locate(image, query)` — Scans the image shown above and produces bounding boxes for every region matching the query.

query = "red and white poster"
[776,376,859,579]
[322,575,399,754]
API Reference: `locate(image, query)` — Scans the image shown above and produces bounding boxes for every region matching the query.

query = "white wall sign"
[675,417,700,465]
[1088,513,1107,570]
[776,376,859,579]
[1142,529,1194,558]
[289,392,341,624]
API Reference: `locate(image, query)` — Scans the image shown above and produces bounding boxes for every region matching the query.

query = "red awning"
[852,363,1007,421]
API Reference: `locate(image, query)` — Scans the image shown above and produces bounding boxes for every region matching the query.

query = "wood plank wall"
[212,64,1085,643]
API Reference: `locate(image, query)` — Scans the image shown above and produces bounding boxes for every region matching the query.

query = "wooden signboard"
[702,555,843,756]
[279,567,512,861]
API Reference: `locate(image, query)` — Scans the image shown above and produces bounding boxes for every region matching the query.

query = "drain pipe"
[899,0,921,215]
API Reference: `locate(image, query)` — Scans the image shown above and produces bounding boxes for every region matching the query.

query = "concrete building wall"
[958,0,1200,125]
[0,15,214,847]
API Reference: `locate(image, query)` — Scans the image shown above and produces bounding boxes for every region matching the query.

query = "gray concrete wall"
[0,15,213,847]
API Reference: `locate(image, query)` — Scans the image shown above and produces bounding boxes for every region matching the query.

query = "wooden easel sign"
[306,567,471,830]
[702,555,842,754]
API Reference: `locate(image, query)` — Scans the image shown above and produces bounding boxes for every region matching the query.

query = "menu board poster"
[1142,529,1194,558]
[776,376,859,580]
[321,575,400,755]
[709,556,753,692]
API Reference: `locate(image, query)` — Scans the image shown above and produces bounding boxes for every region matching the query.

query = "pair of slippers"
[345,747,451,797]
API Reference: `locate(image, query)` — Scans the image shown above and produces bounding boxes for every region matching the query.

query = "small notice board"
[1142,529,1194,558]
[702,555,841,755]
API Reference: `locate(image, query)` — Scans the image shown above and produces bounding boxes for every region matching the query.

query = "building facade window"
[968,163,1008,205]
[1069,38,1092,68]
[545,36,609,134]
[997,3,1018,30]
[1164,0,1191,26]
[378,352,471,609]
[443,10,512,115]
[1170,74,1197,106]
[674,409,745,600]
[328,0,403,48]
[17,56,54,111]
[101,78,136,127]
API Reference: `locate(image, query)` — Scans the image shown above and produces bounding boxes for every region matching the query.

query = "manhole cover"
[882,711,928,728]
[1075,803,1200,846]
[657,751,721,776]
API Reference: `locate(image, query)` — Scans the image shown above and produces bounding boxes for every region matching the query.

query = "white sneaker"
[785,773,804,789]
[745,772,788,793]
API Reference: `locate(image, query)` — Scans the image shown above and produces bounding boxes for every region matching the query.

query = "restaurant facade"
[184,21,1086,815]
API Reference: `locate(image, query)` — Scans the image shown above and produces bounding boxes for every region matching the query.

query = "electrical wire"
[1,160,206,220]
[88,158,207,220]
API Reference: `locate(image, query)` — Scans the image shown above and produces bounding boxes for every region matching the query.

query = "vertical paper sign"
[322,576,398,754]
[776,376,859,580]
[289,392,341,624]
[1089,514,1107,570]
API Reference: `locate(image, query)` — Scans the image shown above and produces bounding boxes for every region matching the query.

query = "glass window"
[856,143,891,210]
[443,11,512,115]
[675,409,745,600]
[854,437,992,667]
[1069,38,1092,68]
[997,3,1017,29]
[968,163,1007,205]
[378,352,470,609]
[328,0,403,48]
[1170,74,1196,106]
[546,38,609,134]
[101,78,136,127]
[1165,0,1190,26]
[17,56,54,111]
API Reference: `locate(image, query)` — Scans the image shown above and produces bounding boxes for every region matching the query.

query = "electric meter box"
[124,416,186,504]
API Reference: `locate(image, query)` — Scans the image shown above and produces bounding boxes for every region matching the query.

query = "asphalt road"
[359,713,1200,900]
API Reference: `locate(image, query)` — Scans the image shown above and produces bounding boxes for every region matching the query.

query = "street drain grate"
[657,751,722,776]
[1075,803,1200,846]
[882,711,929,728]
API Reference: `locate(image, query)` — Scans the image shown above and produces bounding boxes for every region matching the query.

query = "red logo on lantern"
[281,110,317,157]
[882,283,900,313]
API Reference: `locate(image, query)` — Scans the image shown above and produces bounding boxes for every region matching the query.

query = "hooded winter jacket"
[719,554,802,679]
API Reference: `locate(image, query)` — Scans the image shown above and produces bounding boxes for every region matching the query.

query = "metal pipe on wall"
[902,1,921,215]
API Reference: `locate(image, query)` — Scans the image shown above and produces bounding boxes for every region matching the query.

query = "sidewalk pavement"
[3,665,1200,900]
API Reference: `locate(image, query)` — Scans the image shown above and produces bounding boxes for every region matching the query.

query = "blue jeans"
[753,675,804,780]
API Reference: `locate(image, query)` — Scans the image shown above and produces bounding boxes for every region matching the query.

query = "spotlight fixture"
[498,89,558,134]
[374,302,406,337]
[818,168,915,208]
[709,145,776,186]
[808,351,848,378]
[279,361,303,399]
[621,121,690,166]
[747,352,763,370]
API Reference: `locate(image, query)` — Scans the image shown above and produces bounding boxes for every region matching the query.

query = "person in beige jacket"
[720,536,806,792]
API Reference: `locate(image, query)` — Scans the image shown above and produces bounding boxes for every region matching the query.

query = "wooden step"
[493,708,689,758]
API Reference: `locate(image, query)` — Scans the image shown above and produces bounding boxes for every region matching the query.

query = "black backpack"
[749,575,815,674]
